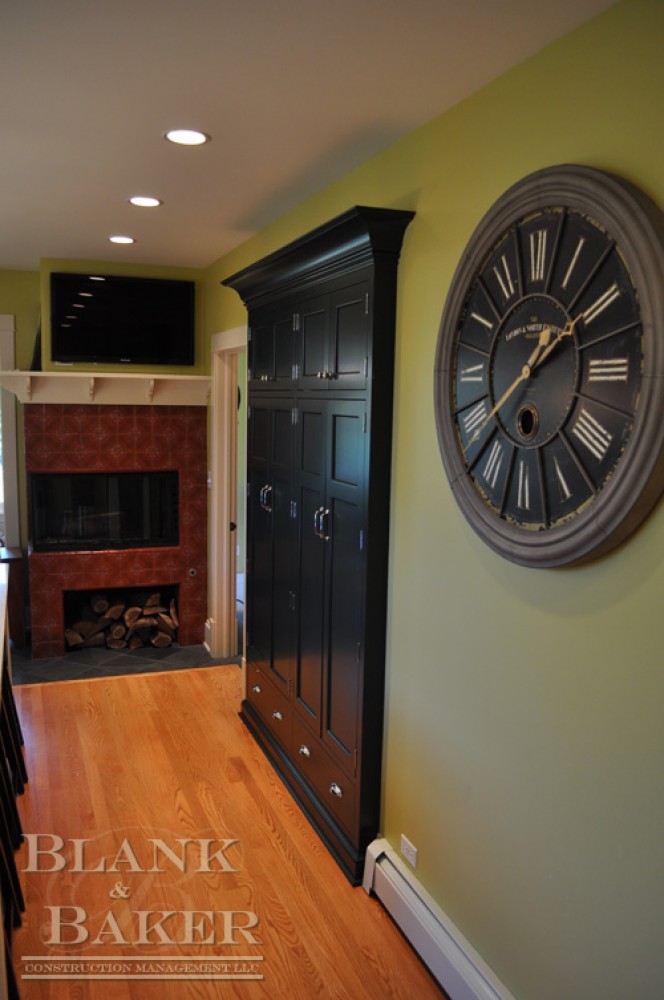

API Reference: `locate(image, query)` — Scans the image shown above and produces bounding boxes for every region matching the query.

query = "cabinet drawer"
[247,663,291,750]
[291,715,356,838]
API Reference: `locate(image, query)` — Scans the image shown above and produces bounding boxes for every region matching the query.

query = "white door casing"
[208,326,247,661]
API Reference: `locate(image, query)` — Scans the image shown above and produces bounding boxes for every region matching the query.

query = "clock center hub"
[491,295,577,448]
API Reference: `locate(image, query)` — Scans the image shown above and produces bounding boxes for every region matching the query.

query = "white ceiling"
[1,0,616,272]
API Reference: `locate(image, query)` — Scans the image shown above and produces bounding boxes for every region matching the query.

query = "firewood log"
[65,629,84,648]
[90,594,110,614]
[151,632,172,648]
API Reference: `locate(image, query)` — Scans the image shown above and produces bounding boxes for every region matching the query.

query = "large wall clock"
[434,164,664,567]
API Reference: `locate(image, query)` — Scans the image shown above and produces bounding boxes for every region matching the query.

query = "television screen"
[50,272,195,366]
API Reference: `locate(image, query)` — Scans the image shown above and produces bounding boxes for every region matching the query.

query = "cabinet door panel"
[249,305,294,388]
[322,400,366,769]
[272,405,294,470]
[246,398,294,683]
[323,495,363,768]
[293,400,327,721]
[330,409,365,488]
[329,282,369,390]
[296,484,325,721]
[274,313,295,384]
[246,465,273,672]
[249,314,274,384]
[271,471,296,689]
[248,403,271,466]
[299,407,325,476]
[298,296,328,390]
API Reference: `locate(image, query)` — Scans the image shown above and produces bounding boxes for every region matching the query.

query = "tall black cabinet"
[223,206,414,883]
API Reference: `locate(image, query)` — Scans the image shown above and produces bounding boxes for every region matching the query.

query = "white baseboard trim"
[363,839,515,1000]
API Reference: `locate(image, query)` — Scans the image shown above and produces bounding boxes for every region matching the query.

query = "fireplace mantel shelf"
[0,370,210,406]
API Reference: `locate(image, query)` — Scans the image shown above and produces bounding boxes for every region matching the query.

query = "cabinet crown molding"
[223,205,415,307]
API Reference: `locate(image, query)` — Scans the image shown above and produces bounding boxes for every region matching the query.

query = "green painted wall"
[203,3,664,998]
[0,270,40,369]
[0,269,42,543]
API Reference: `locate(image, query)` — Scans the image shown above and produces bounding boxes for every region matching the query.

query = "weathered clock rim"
[434,163,664,568]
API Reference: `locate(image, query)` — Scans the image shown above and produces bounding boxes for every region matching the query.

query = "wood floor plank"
[12,666,446,999]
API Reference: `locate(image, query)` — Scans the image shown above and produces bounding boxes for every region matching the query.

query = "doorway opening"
[208,326,247,662]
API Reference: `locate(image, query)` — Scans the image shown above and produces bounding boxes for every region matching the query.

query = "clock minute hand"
[464,328,551,451]
[532,316,577,370]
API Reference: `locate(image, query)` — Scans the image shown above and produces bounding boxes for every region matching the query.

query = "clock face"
[434,166,664,566]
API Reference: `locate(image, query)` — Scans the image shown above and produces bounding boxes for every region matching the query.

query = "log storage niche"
[64,587,179,651]
[224,206,414,883]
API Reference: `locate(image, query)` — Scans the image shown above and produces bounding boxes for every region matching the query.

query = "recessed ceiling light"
[129,195,163,208]
[164,128,210,146]
[109,235,135,245]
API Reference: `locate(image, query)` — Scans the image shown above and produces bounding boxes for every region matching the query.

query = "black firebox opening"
[30,471,179,552]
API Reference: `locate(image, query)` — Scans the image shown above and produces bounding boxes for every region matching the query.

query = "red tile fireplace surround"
[25,403,208,659]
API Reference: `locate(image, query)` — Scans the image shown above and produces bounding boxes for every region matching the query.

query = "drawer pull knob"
[251,684,262,694]
[272,710,283,721]
[329,782,343,798]
[298,745,311,758]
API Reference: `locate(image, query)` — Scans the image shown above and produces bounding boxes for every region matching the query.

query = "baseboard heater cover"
[363,839,516,1000]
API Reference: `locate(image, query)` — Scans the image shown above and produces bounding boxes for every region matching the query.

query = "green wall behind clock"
[205,3,664,999]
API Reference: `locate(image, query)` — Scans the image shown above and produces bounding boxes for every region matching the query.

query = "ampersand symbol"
[109,881,130,900]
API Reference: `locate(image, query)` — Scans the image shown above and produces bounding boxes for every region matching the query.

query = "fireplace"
[30,471,179,552]
[25,403,207,659]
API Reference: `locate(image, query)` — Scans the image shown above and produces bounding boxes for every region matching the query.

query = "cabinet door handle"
[329,782,344,798]
[251,684,262,694]
[260,484,273,512]
[314,506,324,538]
[321,508,330,541]
[272,710,283,722]
[298,745,311,758]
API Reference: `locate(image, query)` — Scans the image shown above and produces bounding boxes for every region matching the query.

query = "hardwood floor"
[12,665,446,999]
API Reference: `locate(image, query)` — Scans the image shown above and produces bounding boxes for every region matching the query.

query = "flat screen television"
[50,272,195,366]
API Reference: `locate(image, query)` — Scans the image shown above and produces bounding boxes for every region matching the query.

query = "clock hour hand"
[464,328,551,451]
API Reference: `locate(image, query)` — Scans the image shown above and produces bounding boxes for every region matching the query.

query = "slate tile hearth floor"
[10,642,241,686]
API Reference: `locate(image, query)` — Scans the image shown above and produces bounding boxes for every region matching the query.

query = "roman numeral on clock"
[588,357,629,382]
[517,460,530,510]
[493,255,516,301]
[529,229,548,282]
[554,456,572,501]
[562,236,586,290]
[482,440,504,489]
[461,400,488,438]
[572,408,613,461]
[460,363,485,383]
[470,310,494,331]
[583,282,620,325]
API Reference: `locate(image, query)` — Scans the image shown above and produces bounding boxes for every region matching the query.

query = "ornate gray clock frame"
[434,164,664,567]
